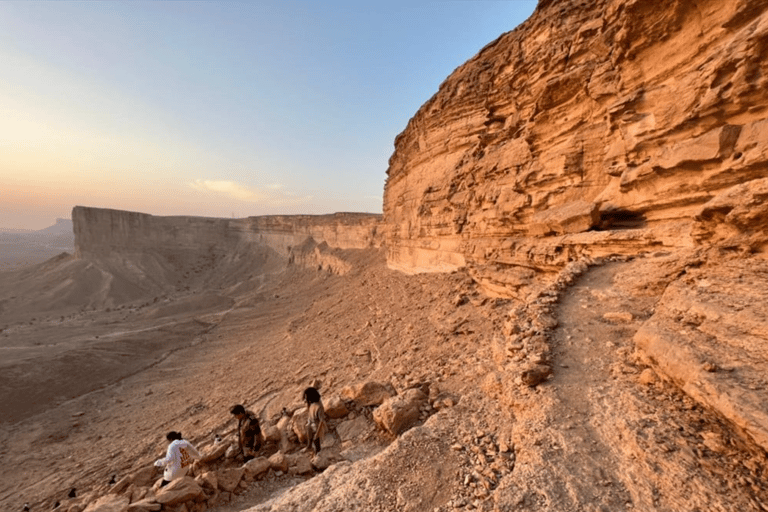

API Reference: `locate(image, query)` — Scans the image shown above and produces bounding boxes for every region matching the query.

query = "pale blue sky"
[0,0,536,229]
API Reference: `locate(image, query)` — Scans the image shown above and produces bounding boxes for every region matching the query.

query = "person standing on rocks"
[303,387,328,455]
[230,404,262,461]
[154,431,200,487]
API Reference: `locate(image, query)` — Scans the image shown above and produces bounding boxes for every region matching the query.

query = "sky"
[0,0,537,230]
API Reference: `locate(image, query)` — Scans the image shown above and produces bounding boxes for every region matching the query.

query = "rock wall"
[72,206,383,260]
[384,0,768,297]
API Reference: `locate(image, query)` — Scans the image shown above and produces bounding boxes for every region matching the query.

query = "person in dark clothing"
[230,404,262,461]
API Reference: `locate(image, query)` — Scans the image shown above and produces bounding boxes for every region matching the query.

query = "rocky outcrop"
[384,0,768,298]
[634,256,768,452]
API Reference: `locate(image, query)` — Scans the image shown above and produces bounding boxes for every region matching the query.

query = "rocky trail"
[500,259,768,512]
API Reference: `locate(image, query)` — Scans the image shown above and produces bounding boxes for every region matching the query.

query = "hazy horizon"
[1,0,536,230]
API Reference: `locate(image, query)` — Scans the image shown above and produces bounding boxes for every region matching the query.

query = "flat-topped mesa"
[384,0,768,296]
[71,206,383,301]
[72,206,383,259]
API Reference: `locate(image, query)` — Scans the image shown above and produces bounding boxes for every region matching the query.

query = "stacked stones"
[501,258,594,388]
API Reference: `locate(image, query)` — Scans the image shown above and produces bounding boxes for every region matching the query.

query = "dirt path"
[546,262,638,510]
[499,258,768,512]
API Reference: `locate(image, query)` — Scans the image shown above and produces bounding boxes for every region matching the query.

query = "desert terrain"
[1,234,767,512]
[0,219,74,272]
[3,0,768,510]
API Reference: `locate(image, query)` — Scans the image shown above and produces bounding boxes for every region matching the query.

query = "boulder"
[262,424,281,443]
[83,494,130,512]
[276,414,295,451]
[224,444,238,460]
[520,364,553,387]
[373,388,427,436]
[291,407,310,444]
[216,467,245,493]
[199,441,230,464]
[528,200,600,236]
[286,452,314,474]
[195,471,217,491]
[109,475,132,495]
[340,381,395,407]
[242,456,271,480]
[311,450,338,471]
[127,486,148,504]
[154,477,204,507]
[126,499,161,512]
[324,395,350,419]
[336,415,374,442]
[268,451,289,473]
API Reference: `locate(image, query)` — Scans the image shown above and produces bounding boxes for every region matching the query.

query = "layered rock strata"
[384,0,768,298]
[73,206,383,259]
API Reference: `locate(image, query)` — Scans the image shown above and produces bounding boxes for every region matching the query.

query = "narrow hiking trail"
[501,258,768,512]
[545,262,638,510]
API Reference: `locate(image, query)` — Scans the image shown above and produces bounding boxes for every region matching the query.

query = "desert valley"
[2,0,768,511]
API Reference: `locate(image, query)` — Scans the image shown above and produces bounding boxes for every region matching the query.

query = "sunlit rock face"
[384,0,768,297]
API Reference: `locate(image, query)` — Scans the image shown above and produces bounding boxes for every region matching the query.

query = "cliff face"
[73,206,382,259]
[384,0,768,297]
[68,206,383,308]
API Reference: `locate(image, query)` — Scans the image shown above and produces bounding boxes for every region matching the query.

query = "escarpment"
[6,2,768,511]
[384,0,768,298]
[73,206,383,259]
[66,206,383,308]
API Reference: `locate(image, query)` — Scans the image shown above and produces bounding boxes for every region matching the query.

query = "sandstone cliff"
[65,206,383,310]
[384,0,768,297]
[73,207,383,260]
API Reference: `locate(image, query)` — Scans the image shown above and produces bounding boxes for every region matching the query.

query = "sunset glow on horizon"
[0,0,536,230]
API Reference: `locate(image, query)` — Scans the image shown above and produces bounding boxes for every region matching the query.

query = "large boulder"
[340,381,395,407]
[154,477,204,507]
[111,465,158,495]
[198,441,230,464]
[324,395,350,419]
[336,415,374,443]
[243,456,271,481]
[268,451,289,473]
[373,388,427,436]
[262,424,281,443]
[290,407,310,444]
[194,471,217,491]
[216,467,245,493]
[286,452,314,475]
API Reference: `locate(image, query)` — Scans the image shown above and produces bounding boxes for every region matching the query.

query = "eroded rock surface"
[384,0,768,299]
